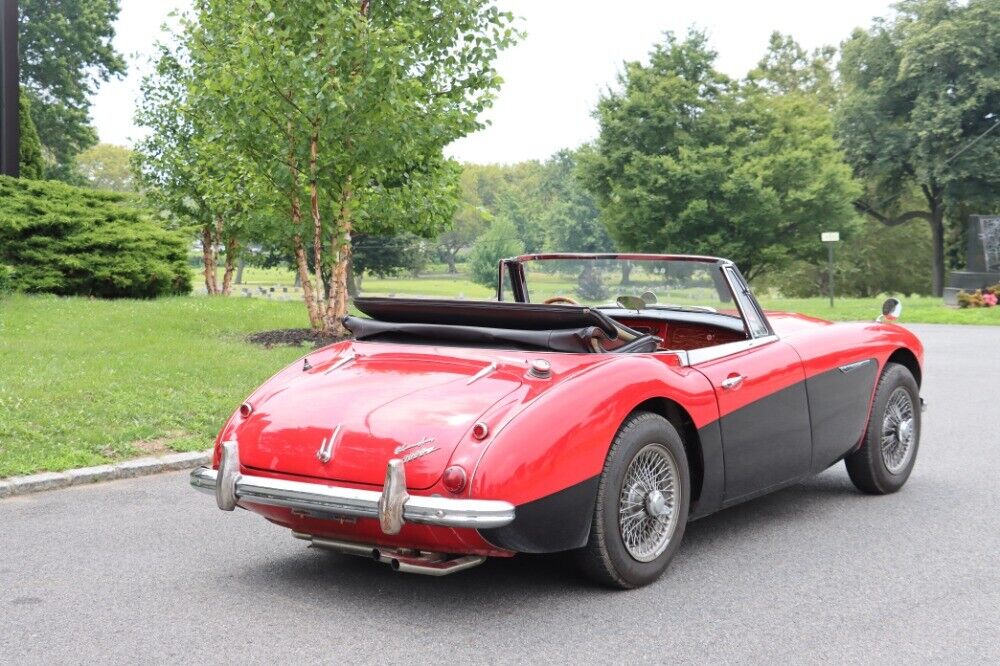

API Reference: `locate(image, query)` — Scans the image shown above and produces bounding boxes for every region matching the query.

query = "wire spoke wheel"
[880,387,916,474]
[618,443,680,562]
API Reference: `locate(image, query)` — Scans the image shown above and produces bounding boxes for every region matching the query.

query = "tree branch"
[853,199,933,226]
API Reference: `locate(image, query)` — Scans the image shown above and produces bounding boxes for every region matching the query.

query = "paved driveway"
[2,324,998,664]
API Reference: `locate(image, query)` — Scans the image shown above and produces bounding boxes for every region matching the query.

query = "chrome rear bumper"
[190,441,515,533]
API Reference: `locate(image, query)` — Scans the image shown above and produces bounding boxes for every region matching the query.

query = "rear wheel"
[577,412,690,589]
[845,362,921,494]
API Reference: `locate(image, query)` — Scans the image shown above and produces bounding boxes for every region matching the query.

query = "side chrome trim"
[679,335,780,366]
[838,359,874,374]
[190,445,515,531]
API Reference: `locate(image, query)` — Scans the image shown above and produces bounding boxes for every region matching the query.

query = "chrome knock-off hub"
[645,489,668,518]
[618,444,681,563]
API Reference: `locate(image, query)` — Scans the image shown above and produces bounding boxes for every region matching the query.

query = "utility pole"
[0,0,19,177]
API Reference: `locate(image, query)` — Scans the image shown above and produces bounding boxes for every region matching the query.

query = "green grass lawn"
[0,294,308,478]
[4,271,993,478]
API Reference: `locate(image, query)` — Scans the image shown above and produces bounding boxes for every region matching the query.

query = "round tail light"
[471,421,489,440]
[238,402,253,418]
[442,465,467,494]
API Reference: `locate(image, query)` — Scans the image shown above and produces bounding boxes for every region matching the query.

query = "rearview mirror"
[617,295,646,312]
[879,298,902,322]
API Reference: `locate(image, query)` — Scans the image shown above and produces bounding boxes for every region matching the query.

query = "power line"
[943,115,1000,165]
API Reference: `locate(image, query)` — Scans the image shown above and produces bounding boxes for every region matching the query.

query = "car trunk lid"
[235,349,523,490]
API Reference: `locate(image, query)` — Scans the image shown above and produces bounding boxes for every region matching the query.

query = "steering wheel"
[544,295,579,305]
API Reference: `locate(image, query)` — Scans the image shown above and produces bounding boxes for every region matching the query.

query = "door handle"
[721,374,746,391]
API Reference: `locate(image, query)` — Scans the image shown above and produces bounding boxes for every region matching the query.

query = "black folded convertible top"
[352,297,622,337]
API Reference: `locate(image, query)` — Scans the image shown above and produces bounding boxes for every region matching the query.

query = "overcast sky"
[90,0,897,164]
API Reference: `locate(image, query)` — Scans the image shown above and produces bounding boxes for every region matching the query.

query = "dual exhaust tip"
[292,532,485,576]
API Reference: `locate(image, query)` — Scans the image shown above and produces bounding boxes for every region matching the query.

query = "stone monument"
[944,215,1000,305]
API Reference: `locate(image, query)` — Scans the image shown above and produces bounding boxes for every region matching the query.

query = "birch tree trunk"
[309,132,327,313]
[326,178,352,337]
[201,224,218,295]
[221,235,238,296]
[288,124,323,329]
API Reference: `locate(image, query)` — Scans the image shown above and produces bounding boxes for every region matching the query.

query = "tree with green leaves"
[837,0,1000,296]
[769,217,933,297]
[539,149,613,254]
[18,90,43,180]
[468,218,523,288]
[581,30,860,281]
[438,166,494,273]
[491,161,547,253]
[18,0,126,179]
[134,41,263,296]
[75,144,135,192]
[748,32,836,106]
[352,233,432,290]
[187,0,519,335]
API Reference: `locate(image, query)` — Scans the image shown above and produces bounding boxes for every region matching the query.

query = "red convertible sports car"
[192,253,925,588]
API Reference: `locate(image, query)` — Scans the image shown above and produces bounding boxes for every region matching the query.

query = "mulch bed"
[246,329,350,348]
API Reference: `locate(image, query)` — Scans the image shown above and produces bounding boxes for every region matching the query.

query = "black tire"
[576,412,690,589]
[845,362,921,494]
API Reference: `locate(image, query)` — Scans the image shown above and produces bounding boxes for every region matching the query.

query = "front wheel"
[576,412,690,589]
[845,362,921,494]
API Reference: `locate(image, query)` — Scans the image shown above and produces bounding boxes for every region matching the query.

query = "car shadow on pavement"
[233,468,870,607]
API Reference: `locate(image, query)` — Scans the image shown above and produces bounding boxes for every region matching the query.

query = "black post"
[827,243,835,308]
[0,0,19,177]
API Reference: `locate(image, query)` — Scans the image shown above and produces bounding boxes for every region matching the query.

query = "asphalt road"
[2,324,999,665]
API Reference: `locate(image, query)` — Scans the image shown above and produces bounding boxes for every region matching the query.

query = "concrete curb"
[0,451,212,499]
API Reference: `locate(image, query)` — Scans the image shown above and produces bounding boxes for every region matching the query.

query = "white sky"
[91,0,896,164]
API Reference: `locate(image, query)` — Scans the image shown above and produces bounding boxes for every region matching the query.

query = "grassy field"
[0,295,308,478]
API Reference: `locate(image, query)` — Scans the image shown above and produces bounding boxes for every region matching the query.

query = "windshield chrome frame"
[497,253,776,358]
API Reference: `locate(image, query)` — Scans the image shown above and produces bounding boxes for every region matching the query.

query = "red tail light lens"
[442,465,467,494]
[239,402,253,418]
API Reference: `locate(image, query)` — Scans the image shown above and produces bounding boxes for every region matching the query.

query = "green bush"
[0,264,14,295]
[18,89,44,180]
[467,219,524,288]
[0,176,192,298]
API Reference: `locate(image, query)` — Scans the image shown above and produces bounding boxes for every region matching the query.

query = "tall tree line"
[449,0,998,297]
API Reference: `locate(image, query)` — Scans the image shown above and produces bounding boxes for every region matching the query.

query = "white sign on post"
[821,231,841,242]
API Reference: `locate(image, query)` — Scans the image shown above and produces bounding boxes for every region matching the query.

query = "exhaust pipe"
[294,532,485,576]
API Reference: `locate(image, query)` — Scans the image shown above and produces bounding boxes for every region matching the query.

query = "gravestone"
[944,215,1000,304]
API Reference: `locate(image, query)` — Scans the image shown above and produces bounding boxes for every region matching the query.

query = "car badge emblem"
[394,437,439,464]
[316,425,343,463]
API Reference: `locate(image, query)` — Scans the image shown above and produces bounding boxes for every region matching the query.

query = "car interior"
[345,297,749,354]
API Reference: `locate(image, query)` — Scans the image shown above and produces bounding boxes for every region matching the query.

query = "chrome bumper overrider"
[189,441,515,534]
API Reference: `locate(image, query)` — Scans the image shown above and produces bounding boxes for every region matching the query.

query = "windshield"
[503,257,741,319]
